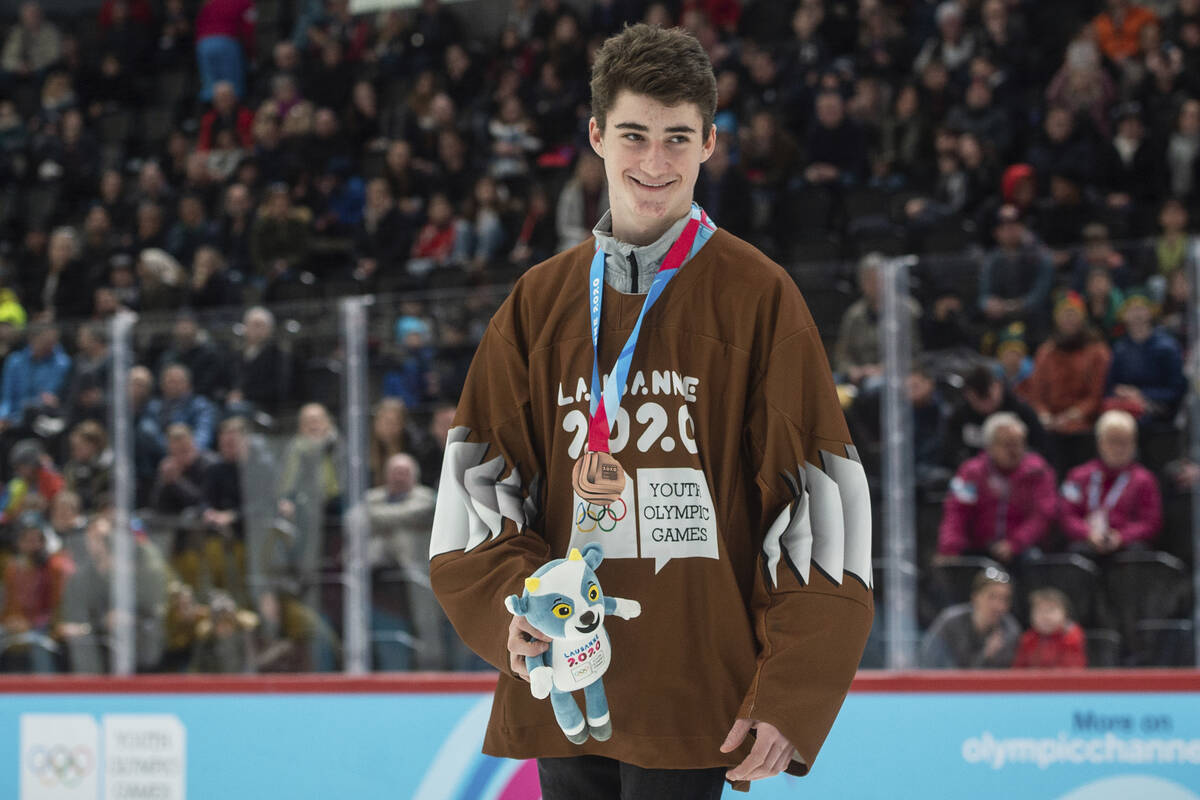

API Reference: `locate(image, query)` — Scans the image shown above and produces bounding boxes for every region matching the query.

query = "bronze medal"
[572,450,626,506]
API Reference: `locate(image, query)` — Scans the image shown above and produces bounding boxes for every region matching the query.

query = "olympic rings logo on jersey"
[26,744,95,788]
[575,499,627,532]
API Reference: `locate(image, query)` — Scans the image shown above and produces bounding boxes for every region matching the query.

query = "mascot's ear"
[504,594,526,615]
[580,542,604,569]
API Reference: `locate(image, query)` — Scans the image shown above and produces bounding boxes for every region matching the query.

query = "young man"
[430,24,872,797]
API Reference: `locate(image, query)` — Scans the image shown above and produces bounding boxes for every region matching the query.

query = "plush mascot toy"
[504,543,640,743]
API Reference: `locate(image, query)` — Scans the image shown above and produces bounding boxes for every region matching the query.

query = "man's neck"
[611,212,681,247]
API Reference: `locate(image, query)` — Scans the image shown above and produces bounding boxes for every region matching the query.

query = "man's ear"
[699,123,716,163]
[588,117,605,158]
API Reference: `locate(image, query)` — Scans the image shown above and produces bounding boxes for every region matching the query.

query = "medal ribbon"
[1087,469,1131,512]
[586,204,714,452]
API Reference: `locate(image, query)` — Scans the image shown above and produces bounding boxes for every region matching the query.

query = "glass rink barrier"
[5,245,1196,678]
[852,237,1200,671]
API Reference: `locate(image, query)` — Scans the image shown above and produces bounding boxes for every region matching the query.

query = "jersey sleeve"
[741,291,874,776]
[428,313,551,673]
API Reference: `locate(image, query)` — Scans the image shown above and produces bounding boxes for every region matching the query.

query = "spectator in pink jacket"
[1059,409,1161,556]
[196,0,255,101]
[937,411,1058,566]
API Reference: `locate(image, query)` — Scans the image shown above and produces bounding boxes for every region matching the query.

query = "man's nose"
[640,142,670,175]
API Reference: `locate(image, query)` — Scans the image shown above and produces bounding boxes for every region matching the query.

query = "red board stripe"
[0,670,1196,695]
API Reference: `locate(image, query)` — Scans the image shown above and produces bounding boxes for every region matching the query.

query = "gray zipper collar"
[592,210,692,295]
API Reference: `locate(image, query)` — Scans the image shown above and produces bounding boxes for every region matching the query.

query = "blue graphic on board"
[3,690,1200,798]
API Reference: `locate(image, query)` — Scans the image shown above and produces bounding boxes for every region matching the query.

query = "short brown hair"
[590,24,717,136]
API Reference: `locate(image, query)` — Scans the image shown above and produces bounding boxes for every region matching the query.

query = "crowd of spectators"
[0,0,1198,671]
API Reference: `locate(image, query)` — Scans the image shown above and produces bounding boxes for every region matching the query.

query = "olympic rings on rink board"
[27,744,94,787]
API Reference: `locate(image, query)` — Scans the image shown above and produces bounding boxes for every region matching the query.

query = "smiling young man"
[430,24,872,798]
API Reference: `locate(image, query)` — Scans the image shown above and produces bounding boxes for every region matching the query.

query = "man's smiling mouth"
[631,177,675,189]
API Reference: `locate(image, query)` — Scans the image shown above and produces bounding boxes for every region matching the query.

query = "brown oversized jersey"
[429,228,873,782]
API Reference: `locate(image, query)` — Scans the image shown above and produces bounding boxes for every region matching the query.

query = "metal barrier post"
[880,255,920,669]
[109,310,137,676]
[340,297,371,674]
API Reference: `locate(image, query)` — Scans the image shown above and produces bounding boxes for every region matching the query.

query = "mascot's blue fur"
[504,543,641,743]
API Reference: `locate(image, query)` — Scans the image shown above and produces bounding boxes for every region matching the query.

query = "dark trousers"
[537,755,727,800]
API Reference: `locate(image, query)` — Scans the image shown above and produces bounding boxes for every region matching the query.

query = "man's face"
[973,583,1012,629]
[386,459,415,494]
[1098,426,1136,469]
[167,431,195,460]
[589,91,715,243]
[162,368,189,399]
[987,424,1025,471]
[31,329,57,358]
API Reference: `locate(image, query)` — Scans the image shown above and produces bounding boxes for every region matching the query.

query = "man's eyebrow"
[612,122,697,134]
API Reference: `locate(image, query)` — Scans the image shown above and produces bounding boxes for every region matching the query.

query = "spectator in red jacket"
[936,411,1058,566]
[198,81,253,152]
[1059,409,1162,556]
[1013,587,1087,668]
[1,511,74,672]
[195,0,255,101]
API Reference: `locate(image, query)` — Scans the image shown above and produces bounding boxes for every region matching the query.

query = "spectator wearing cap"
[1104,288,1186,424]
[1096,101,1167,236]
[978,203,1055,343]
[0,439,64,525]
[1,510,73,672]
[936,412,1057,567]
[1022,292,1112,473]
[144,364,217,452]
[993,325,1034,391]
[195,0,255,102]
[0,323,71,433]
[833,251,922,388]
[1094,0,1159,65]
[1060,409,1161,557]
[920,566,1021,669]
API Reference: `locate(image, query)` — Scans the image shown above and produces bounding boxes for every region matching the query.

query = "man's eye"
[623,133,643,142]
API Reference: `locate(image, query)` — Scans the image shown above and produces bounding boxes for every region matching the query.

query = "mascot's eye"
[587,583,599,602]
[552,603,572,618]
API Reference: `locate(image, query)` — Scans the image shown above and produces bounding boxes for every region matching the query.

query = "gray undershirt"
[592,210,692,295]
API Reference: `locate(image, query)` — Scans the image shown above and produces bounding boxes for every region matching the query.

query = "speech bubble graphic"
[637,467,719,573]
